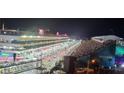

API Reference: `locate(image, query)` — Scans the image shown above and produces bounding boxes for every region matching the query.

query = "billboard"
[0,52,14,62]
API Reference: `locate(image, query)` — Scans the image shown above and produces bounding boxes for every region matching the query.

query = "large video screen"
[116,46,124,56]
[115,45,124,65]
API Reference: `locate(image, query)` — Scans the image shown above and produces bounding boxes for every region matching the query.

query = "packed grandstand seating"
[71,40,115,57]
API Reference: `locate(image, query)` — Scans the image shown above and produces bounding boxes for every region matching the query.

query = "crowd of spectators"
[71,40,115,57]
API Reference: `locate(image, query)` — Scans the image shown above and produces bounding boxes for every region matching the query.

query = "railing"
[0,60,42,74]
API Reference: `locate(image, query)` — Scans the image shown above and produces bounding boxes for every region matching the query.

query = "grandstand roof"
[91,35,122,43]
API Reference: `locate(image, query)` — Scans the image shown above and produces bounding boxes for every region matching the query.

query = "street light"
[91,59,96,64]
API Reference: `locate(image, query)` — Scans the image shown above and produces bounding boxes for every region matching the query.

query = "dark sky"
[0,18,124,38]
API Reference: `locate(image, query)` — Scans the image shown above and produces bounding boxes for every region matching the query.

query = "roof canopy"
[91,35,122,43]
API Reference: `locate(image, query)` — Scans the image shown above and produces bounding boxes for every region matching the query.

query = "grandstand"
[0,24,81,74]
[70,35,121,57]
[64,35,121,74]
[70,40,103,57]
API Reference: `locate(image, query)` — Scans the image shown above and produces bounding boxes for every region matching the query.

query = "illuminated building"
[0,24,80,74]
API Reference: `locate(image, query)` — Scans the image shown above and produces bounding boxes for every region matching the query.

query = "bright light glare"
[121,64,124,67]
[91,59,96,64]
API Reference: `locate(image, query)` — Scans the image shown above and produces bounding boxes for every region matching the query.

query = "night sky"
[0,18,124,38]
